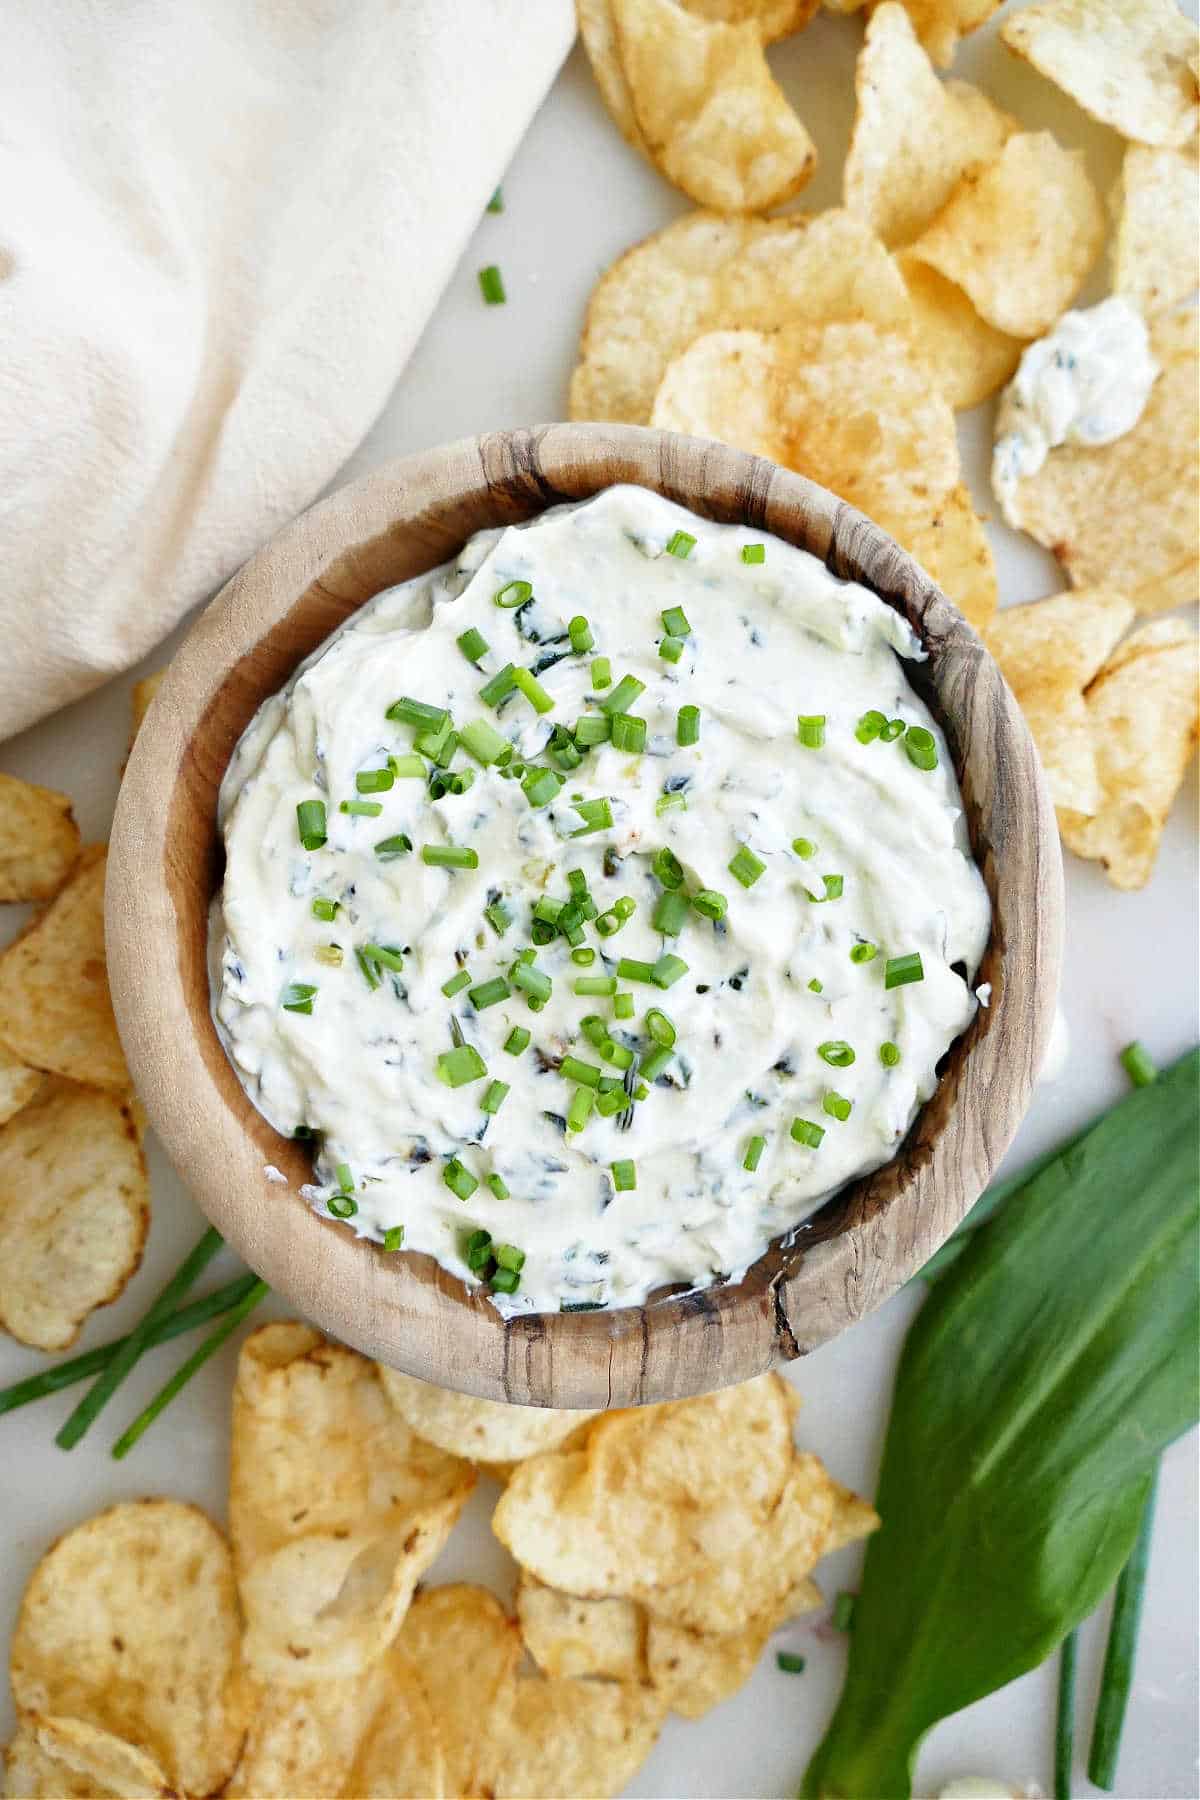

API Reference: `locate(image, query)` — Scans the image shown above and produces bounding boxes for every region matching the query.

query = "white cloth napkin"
[0,0,574,742]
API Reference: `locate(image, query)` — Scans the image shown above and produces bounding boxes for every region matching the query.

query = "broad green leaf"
[804,1047,1200,1800]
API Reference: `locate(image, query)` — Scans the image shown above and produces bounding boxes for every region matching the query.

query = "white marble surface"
[1,7,1197,1795]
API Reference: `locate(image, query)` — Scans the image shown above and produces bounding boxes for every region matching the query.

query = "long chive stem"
[110,1280,270,1460]
[1088,1466,1160,1791]
[1055,1629,1078,1800]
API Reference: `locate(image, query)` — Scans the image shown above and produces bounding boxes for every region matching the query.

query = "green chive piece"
[659,636,685,663]
[655,791,686,817]
[884,951,924,989]
[904,724,939,771]
[571,797,614,836]
[491,1265,520,1294]
[356,767,394,794]
[418,717,458,764]
[777,1651,806,1674]
[744,1135,766,1172]
[574,714,610,746]
[823,1091,853,1122]
[457,626,490,665]
[504,1026,531,1056]
[832,1591,856,1632]
[382,1226,405,1252]
[796,715,826,749]
[281,982,317,1014]
[580,1015,609,1048]
[614,992,635,1019]
[856,709,888,745]
[591,656,612,689]
[810,873,844,903]
[494,578,531,609]
[364,943,404,974]
[645,1008,676,1047]
[494,1242,526,1272]
[741,543,765,565]
[1087,1468,1159,1790]
[296,799,327,850]
[486,186,504,213]
[465,1227,493,1272]
[487,1173,510,1200]
[879,1040,902,1067]
[661,605,691,637]
[567,1086,596,1133]
[327,1193,357,1219]
[522,767,563,808]
[569,615,594,653]
[460,718,510,765]
[792,837,815,860]
[482,1080,510,1115]
[511,960,552,1004]
[571,947,595,967]
[599,1037,634,1072]
[512,666,554,715]
[1119,1041,1158,1088]
[665,530,695,559]
[652,953,688,989]
[355,949,380,990]
[311,897,339,922]
[598,674,645,716]
[313,945,342,972]
[692,889,727,922]
[808,978,823,994]
[575,974,617,996]
[639,1044,673,1082]
[595,1087,626,1117]
[335,1162,354,1192]
[374,834,413,860]
[340,799,383,817]
[548,726,583,772]
[850,942,878,964]
[729,844,765,888]
[436,1045,487,1087]
[484,898,513,936]
[388,752,426,779]
[616,958,656,985]
[791,1117,825,1149]
[561,1056,604,1089]
[469,976,511,1010]
[614,896,636,920]
[881,717,905,742]
[444,1157,478,1200]
[478,264,506,305]
[386,696,448,730]
[611,1159,637,1191]
[479,663,518,708]
[108,1278,269,1459]
[441,968,472,997]
[652,890,690,936]
[818,1040,856,1068]
[422,844,479,870]
[611,713,647,753]
[652,847,685,890]
[677,704,700,746]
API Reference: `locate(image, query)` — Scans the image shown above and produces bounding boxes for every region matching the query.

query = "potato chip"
[986,590,1136,814]
[1059,623,1199,889]
[569,207,910,426]
[377,1365,598,1464]
[0,847,129,1090]
[6,1718,172,1800]
[611,0,816,214]
[644,1613,781,1718]
[487,1672,666,1800]
[897,253,1025,409]
[401,1585,523,1799]
[230,1323,475,1681]
[823,0,999,66]
[0,1042,44,1128]
[1111,144,1200,316]
[650,322,998,627]
[0,774,80,904]
[1001,0,1199,149]
[0,1078,148,1351]
[1002,312,1198,612]
[844,5,1015,250]
[517,1575,647,1682]
[10,1500,245,1798]
[909,132,1105,339]
[5,1718,128,1800]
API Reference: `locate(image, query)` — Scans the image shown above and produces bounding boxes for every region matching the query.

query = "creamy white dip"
[992,297,1159,523]
[214,486,990,1315]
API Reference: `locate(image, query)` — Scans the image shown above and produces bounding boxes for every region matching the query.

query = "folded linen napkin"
[0,0,574,742]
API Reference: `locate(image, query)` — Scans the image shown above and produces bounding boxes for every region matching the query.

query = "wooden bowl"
[107,425,1063,1408]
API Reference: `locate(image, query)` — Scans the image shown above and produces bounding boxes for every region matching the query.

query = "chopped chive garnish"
[494,1242,525,1272]
[1119,1041,1158,1088]
[482,1080,510,1115]
[904,724,938,771]
[677,704,701,746]
[580,1015,609,1048]
[611,1159,637,1191]
[614,992,635,1020]
[884,952,924,989]
[574,714,610,746]
[479,663,518,707]
[791,1117,825,1149]
[656,791,686,817]
[729,844,765,888]
[311,897,339,921]
[591,656,612,689]
[548,726,583,771]
[522,767,563,808]
[571,797,614,835]
[484,898,513,935]
[494,578,531,608]
[661,605,691,637]
[639,1044,673,1082]
[856,709,888,745]
[575,974,617,996]
[744,1134,766,1172]
[818,1040,856,1068]
[382,1226,405,1252]
[650,853,682,897]
[659,636,684,663]
[363,943,403,972]
[533,896,565,925]
[561,1056,604,1089]
[374,834,413,860]
[567,1086,596,1132]
[569,615,594,653]
[442,969,472,997]
[296,800,327,850]
[808,978,823,994]
[652,890,690,935]
[491,1265,521,1294]
[777,1651,806,1673]
[850,942,878,964]
[417,720,458,767]
[444,1157,478,1200]
[599,1037,634,1071]
[879,1040,901,1067]
[281,982,317,1014]
[340,798,383,817]
[460,718,510,765]
[385,696,448,730]
[598,674,645,716]
[436,1045,487,1087]
[469,976,510,1010]
[486,186,504,213]
[388,752,426,779]
[422,844,479,870]
[810,873,844,902]
[881,717,905,742]
[741,543,765,565]
[595,1086,626,1116]
[312,946,342,970]
[487,1172,510,1200]
[611,713,647,753]
[614,896,636,920]
[572,947,596,967]
[355,949,380,990]
[504,1024,531,1056]
[434,766,476,799]
[692,888,727,922]
[665,530,695,559]
[796,715,826,749]
[511,960,552,1004]
[327,1193,358,1219]
[652,953,688,989]
[465,1227,492,1271]
[513,666,554,715]
[478,264,506,305]
[457,626,489,665]
[335,1167,353,1195]
[792,837,815,860]
[356,767,394,793]
[832,1591,857,1632]
[823,1091,852,1122]
[616,958,656,984]
[645,1008,676,1047]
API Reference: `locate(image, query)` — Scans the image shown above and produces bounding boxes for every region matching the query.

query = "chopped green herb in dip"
[214,486,990,1315]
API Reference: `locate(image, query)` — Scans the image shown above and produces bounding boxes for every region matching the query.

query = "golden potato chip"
[0,1079,148,1351]
[844,5,1015,249]
[650,322,998,627]
[1001,0,1199,148]
[569,207,910,425]
[1059,623,1199,889]
[909,132,1105,339]
[0,774,80,904]
[401,1585,523,1799]
[825,1480,884,1553]
[644,1614,778,1719]
[1111,144,1200,316]
[1002,311,1198,611]
[4,1719,129,1800]
[230,1323,476,1681]
[6,1718,172,1800]
[0,847,129,1090]
[377,1365,598,1464]
[986,590,1136,814]
[487,1673,666,1800]
[517,1575,647,1682]
[0,1042,44,1128]
[10,1500,244,1798]
[611,0,816,214]
[823,0,999,66]
[897,253,1025,409]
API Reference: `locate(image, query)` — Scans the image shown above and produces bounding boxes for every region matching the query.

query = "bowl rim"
[106,423,1063,1407]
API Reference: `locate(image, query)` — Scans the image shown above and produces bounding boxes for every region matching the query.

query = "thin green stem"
[1087,1466,1160,1790]
[111,1280,269,1460]
[1055,1629,1078,1800]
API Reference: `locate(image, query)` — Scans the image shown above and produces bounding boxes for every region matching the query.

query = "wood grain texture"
[106,425,1063,1407]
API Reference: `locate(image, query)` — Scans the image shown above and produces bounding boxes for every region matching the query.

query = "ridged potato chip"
[844,5,1015,249]
[908,132,1105,339]
[897,254,1025,409]
[612,0,816,213]
[9,1500,245,1798]
[517,1576,647,1683]
[1059,622,1199,890]
[569,207,910,425]
[377,1365,598,1464]
[0,1078,148,1351]
[0,1042,44,1128]
[1001,312,1198,612]
[1001,0,1199,148]
[401,1585,521,1800]
[0,847,129,1090]
[986,591,1137,815]
[230,1323,475,1681]
[488,1668,666,1800]
[1111,143,1200,316]
[0,774,80,903]
[650,322,997,627]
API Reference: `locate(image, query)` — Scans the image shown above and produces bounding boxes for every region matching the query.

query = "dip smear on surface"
[214,486,990,1314]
